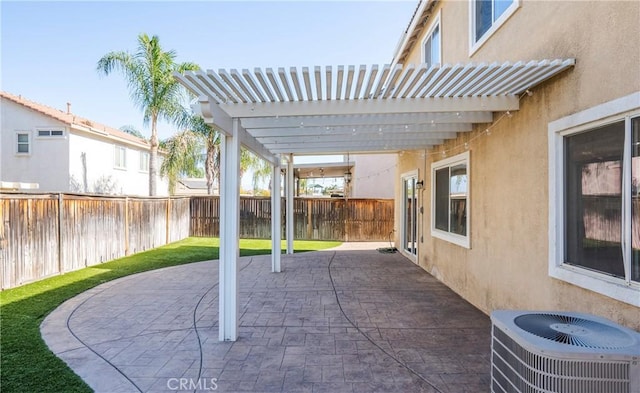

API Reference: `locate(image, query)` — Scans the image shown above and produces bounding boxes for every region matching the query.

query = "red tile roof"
[0,91,150,147]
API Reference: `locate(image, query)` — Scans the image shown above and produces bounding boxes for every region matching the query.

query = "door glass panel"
[565,121,624,278]
[632,117,639,282]
[403,176,418,256]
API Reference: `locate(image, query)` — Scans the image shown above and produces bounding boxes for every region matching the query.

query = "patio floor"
[41,243,491,393]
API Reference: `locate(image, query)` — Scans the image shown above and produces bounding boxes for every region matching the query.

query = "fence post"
[58,193,64,274]
[306,199,312,239]
[166,197,171,245]
[124,197,130,256]
[344,198,349,242]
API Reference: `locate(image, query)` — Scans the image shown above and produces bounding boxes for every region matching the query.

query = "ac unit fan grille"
[492,326,631,393]
[514,313,635,349]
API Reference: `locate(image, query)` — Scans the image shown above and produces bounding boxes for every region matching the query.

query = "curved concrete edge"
[41,274,144,393]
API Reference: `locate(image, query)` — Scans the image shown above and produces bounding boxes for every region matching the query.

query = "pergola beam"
[241,112,492,129]
[250,124,468,138]
[221,95,519,118]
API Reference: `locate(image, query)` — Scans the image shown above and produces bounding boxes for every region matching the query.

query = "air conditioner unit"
[491,310,640,393]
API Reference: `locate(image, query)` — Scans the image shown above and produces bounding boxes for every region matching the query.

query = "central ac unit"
[491,310,640,393]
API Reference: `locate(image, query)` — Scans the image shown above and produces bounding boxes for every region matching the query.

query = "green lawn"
[0,237,340,393]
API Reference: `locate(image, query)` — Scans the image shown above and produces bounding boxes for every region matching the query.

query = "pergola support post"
[271,159,282,272]
[286,154,295,254]
[218,119,241,342]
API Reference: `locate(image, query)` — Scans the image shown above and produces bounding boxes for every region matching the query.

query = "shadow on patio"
[42,245,491,393]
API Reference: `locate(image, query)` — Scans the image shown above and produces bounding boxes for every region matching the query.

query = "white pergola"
[174,59,574,341]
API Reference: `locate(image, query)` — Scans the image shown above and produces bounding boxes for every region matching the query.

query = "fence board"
[1,193,190,290]
[190,196,394,241]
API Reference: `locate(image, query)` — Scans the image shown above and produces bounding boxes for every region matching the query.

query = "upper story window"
[16,132,30,155]
[470,0,520,55]
[422,10,441,66]
[114,145,127,169]
[139,151,149,172]
[549,92,639,306]
[37,128,64,137]
[431,151,470,248]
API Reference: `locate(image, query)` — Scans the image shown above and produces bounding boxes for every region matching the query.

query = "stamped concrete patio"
[42,243,491,393]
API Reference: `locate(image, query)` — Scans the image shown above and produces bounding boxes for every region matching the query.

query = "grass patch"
[0,237,340,393]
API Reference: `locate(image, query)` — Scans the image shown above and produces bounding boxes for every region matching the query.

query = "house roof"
[391,0,436,66]
[0,91,150,148]
[178,178,214,190]
[175,59,575,161]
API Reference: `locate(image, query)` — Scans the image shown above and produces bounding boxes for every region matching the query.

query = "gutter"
[390,0,436,67]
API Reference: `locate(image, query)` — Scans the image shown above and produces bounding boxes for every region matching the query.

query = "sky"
[1,0,418,143]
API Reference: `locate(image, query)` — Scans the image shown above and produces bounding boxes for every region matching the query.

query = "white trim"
[421,9,442,66]
[548,92,640,307]
[431,151,471,249]
[469,0,521,57]
[401,169,419,262]
[271,161,282,273]
[139,151,150,173]
[113,145,127,170]
[35,127,66,139]
[219,120,241,342]
[15,131,31,156]
[286,154,295,254]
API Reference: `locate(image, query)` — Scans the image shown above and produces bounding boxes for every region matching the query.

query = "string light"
[434,89,533,158]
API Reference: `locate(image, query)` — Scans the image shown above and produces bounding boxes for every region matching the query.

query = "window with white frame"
[139,151,149,172]
[470,0,520,54]
[549,92,639,306]
[422,11,441,66]
[16,132,30,154]
[114,145,127,169]
[431,151,470,248]
[37,128,64,137]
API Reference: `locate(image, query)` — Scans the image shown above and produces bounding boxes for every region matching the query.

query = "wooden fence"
[1,193,393,290]
[190,196,395,242]
[0,193,190,289]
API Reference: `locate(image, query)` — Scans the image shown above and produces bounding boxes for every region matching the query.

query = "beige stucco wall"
[396,1,640,330]
[351,154,397,199]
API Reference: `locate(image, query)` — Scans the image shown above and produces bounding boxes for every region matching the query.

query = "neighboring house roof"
[0,90,150,149]
[178,178,211,190]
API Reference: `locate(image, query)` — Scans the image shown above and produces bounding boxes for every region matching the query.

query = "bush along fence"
[190,196,395,242]
[0,193,190,289]
[0,193,394,289]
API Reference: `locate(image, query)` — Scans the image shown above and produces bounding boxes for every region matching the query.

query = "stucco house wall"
[1,92,168,196]
[1,101,70,191]
[351,153,396,199]
[395,0,640,329]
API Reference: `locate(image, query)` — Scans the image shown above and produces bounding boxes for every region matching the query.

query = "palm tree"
[159,130,204,194]
[189,116,220,195]
[119,125,146,140]
[251,156,272,195]
[97,33,199,196]
[240,149,273,195]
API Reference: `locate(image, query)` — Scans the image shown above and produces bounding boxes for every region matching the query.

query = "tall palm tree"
[97,33,199,196]
[189,116,220,195]
[159,130,204,194]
